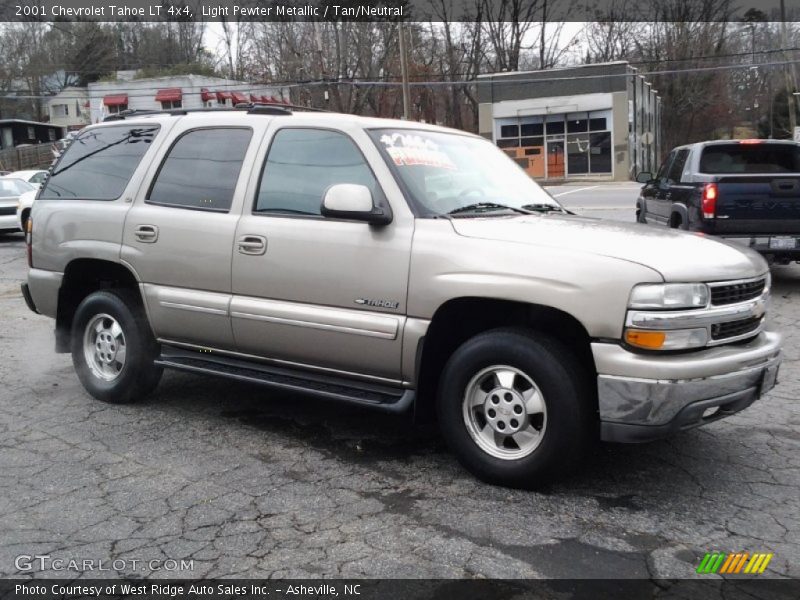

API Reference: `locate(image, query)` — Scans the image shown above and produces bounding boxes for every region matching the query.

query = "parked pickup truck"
[22,108,782,488]
[636,139,800,264]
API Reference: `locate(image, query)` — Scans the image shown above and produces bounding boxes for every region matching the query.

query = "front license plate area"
[769,236,796,250]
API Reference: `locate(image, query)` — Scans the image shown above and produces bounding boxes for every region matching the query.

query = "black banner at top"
[1,0,800,22]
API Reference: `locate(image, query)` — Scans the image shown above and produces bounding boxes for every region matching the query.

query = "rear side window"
[147,128,252,212]
[255,128,381,216]
[667,149,689,182]
[39,125,159,200]
[700,144,800,174]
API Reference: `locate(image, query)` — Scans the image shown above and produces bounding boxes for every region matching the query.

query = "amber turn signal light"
[625,329,666,349]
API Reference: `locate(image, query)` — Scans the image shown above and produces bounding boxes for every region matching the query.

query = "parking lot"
[0,186,798,580]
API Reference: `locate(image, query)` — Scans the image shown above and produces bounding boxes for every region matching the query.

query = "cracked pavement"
[0,233,798,580]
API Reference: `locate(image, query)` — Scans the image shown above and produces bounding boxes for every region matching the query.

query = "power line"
[3,56,799,101]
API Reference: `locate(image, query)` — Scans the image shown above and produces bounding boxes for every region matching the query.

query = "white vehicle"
[3,171,48,232]
[3,169,48,188]
[0,178,35,233]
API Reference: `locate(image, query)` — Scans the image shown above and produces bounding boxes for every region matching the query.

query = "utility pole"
[781,0,796,134]
[398,22,411,120]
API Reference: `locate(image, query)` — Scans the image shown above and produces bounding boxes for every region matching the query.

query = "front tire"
[71,289,162,404]
[436,328,593,488]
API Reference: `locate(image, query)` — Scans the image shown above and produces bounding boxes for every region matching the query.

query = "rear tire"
[71,289,162,404]
[636,204,647,223]
[436,328,594,489]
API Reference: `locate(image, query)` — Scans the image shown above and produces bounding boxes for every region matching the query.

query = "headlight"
[628,283,709,309]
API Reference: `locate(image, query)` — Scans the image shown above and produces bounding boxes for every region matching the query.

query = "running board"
[155,345,414,414]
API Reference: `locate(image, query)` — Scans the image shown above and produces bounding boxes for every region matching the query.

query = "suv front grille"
[0,207,16,216]
[710,316,762,341]
[710,278,766,306]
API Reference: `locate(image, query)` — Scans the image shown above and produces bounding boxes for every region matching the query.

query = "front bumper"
[594,331,782,443]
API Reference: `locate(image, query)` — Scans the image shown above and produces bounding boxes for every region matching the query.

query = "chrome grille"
[710,316,763,341]
[710,278,766,306]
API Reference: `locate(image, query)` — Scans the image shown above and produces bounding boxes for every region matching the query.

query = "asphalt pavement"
[543,181,641,222]
[0,195,798,580]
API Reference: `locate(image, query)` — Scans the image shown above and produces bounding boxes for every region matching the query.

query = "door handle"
[237,235,267,255]
[134,225,158,243]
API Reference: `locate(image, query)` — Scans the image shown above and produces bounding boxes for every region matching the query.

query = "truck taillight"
[701,183,718,219]
[25,218,32,267]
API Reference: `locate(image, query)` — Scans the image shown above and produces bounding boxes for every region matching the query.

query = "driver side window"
[655,151,674,182]
[255,128,382,216]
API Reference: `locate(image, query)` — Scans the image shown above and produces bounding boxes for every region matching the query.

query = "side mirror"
[635,171,654,184]
[321,183,391,226]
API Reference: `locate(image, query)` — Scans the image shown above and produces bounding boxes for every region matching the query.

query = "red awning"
[250,94,260,102]
[155,88,182,103]
[103,94,128,107]
[260,95,270,103]
[216,91,231,102]
[268,96,278,103]
[231,92,249,104]
[200,88,213,102]
[282,96,291,105]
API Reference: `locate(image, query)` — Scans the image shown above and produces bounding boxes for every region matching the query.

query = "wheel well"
[55,259,141,353]
[670,212,683,228]
[415,298,596,419]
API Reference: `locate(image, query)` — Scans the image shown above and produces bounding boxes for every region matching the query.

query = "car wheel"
[71,289,162,404]
[436,328,594,488]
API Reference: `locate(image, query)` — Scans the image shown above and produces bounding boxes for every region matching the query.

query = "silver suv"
[21,107,782,487]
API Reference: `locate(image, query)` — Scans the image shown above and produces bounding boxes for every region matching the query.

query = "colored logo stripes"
[697,552,773,574]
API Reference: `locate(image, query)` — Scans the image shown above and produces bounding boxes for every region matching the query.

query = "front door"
[121,125,258,349]
[230,127,413,382]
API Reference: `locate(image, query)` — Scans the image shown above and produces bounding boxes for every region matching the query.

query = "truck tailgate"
[714,175,800,234]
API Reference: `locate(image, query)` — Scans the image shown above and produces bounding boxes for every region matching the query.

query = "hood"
[450,214,767,282]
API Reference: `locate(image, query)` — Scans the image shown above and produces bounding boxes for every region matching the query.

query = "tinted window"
[520,123,543,136]
[667,149,689,182]
[699,144,800,174]
[39,125,158,200]
[589,118,607,131]
[256,129,380,216]
[500,125,519,138]
[148,128,251,211]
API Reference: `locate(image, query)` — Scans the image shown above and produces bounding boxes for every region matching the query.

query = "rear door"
[121,122,260,350]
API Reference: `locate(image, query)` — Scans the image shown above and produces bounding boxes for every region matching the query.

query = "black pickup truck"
[636,139,800,264]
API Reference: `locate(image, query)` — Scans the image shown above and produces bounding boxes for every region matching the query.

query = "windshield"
[369,129,562,216]
[0,178,34,197]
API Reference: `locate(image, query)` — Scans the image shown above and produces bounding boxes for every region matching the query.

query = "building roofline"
[477,60,632,79]
[0,118,63,127]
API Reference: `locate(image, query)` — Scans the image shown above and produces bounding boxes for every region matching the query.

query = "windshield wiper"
[448,202,533,216]
[521,203,566,213]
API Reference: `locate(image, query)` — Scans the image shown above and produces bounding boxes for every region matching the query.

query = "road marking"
[550,185,599,197]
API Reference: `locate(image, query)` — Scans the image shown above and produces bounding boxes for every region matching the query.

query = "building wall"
[477,62,660,182]
[47,87,90,131]
[86,75,290,124]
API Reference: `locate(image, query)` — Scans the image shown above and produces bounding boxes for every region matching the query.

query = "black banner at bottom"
[2,579,799,600]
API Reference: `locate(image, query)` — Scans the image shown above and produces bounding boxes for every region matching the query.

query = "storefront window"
[589,131,612,173]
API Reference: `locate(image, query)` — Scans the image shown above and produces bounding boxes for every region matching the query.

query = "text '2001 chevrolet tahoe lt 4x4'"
[22,107,782,488]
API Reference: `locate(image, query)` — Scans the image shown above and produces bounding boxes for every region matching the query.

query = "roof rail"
[103,102,331,122]
[236,102,331,113]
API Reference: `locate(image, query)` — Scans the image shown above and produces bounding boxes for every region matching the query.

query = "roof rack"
[103,102,331,122]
